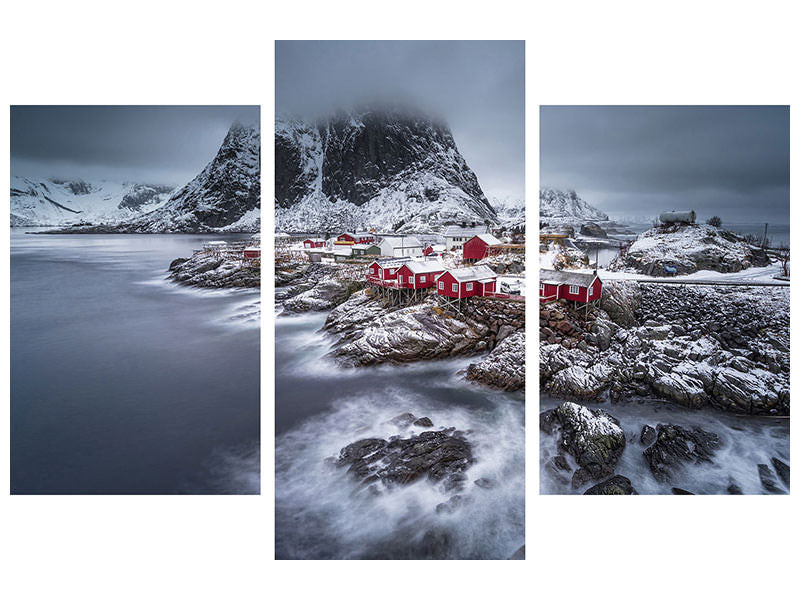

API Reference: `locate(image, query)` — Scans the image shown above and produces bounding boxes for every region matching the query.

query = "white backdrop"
[1,1,797,598]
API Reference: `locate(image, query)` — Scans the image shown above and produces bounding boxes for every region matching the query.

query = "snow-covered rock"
[540,402,626,488]
[282,278,349,313]
[168,252,259,288]
[609,223,771,275]
[466,331,525,391]
[331,297,489,366]
[275,108,497,233]
[539,282,790,415]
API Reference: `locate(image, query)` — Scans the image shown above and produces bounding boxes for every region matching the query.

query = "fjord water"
[10,230,260,494]
[275,312,525,560]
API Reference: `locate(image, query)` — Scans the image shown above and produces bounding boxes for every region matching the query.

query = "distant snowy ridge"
[540,188,608,224]
[275,108,497,233]
[490,194,525,230]
[12,122,261,233]
[10,177,173,227]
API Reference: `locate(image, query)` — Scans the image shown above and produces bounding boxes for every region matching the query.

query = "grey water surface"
[10,230,260,494]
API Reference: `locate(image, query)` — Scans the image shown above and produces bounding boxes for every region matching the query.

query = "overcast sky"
[11,106,259,186]
[276,40,525,201]
[541,106,789,224]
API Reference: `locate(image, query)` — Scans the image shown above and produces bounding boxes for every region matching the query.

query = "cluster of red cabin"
[366,259,499,298]
[539,269,602,306]
[335,232,377,245]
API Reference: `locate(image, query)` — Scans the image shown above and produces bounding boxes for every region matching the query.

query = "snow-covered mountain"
[490,194,525,230]
[275,108,497,233]
[10,177,173,227]
[11,122,260,233]
[539,188,608,224]
[121,122,260,232]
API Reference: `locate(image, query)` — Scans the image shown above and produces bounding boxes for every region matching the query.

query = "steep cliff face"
[125,123,260,232]
[275,109,497,233]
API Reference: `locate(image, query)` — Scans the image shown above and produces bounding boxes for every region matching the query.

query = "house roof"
[333,246,353,256]
[471,233,502,246]
[539,269,598,287]
[371,257,412,268]
[402,259,445,274]
[441,265,498,282]
[351,243,372,250]
[443,224,489,237]
[381,236,423,249]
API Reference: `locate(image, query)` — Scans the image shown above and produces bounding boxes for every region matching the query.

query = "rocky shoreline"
[168,252,260,288]
[540,281,789,415]
[541,399,789,495]
[276,261,525,391]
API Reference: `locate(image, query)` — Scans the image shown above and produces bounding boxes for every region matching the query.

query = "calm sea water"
[10,230,260,494]
[275,312,525,559]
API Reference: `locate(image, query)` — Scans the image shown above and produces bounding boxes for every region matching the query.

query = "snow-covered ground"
[568,262,788,285]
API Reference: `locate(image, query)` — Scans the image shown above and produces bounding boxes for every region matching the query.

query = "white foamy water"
[540,395,789,495]
[275,312,525,559]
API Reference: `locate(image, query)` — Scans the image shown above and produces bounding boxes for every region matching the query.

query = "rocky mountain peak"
[275,107,497,233]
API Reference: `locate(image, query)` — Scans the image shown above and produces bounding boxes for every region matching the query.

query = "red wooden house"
[396,260,445,290]
[539,269,602,306]
[436,265,498,299]
[366,258,411,286]
[244,246,261,259]
[303,238,326,249]
[337,231,376,245]
[463,233,503,262]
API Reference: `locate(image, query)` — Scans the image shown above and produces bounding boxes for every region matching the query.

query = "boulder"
[643,424,721,482]
[552,402,626,487]
[584,475,638,495]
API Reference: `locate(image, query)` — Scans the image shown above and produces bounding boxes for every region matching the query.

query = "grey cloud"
[276,40,525,200]
[11,105,259,186]
[541,106,789,223]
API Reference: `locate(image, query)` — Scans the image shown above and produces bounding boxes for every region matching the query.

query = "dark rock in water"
[727,481,743,495]
[758,464,782,493]
[508,545,525,560]
[435,494,470,514]
[413,417,434,428]
[539,409,558,435]
[390,413,418,428]
[584,475,638,495]
[169,257,189,271]
[474,477,496,490]
[553,455,571,472]
[552,402,626,487]
[336,429,474,487]
[571,468,594,489]
[643,424,721,482]
[640,424,657,447]
[672,487,694,495]
[771,458,790,488]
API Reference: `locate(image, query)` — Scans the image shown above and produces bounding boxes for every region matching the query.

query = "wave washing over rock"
[275,394,524,559]
[540,396,789,495]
